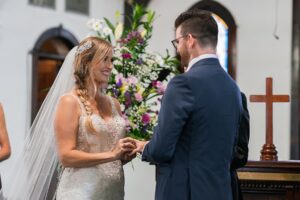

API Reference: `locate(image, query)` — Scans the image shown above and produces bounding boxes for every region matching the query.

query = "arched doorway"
[189,0,237,79]
[31,26,78,122]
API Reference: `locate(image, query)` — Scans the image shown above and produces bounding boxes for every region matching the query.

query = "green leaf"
[147,10,155,24]
[104,17,115,33]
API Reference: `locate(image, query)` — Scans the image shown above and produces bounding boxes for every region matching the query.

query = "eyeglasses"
[171,35,187,49]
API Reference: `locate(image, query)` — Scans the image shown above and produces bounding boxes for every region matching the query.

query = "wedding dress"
[56,94,126,200]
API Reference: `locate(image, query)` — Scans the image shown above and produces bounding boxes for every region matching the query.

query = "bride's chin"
[95,79,109,88]
[102,76,110,83]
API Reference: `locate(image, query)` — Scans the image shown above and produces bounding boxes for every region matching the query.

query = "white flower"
[120,104,125,111]
[113,59,122,66]
[154,54,164,66]
[92,21,104,32]
[103,27,113,36]
[150,73,158,80]
[87,18,96,29]
[142,66,151,74]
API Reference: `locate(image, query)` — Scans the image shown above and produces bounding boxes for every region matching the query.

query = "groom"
[132,9,243,200]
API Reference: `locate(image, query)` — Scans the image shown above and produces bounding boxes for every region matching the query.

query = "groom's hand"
[130,139,149,156]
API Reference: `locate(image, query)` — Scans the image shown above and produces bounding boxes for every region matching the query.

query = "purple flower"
[114,74,123,88]
[116,79,123,87]
[141,125,149,134]
[125,100,132,107]
[112,88,120,97]
[126,31,144,44]
[136,58,143,65]
[124,91,131,99]
[142,113,151,125]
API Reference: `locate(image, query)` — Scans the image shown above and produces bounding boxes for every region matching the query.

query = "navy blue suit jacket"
[142,58,243,200]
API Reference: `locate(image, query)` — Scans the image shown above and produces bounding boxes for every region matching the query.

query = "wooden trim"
[189,0,237,80]
[238,172,300,181]
[31,51,66,61]
[32,25,78,50]
[239,160,300,173]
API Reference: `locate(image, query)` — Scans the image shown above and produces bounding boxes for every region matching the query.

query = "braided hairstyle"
[73,37,112,133]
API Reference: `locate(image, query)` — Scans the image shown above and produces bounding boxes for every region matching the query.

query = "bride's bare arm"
[0,104,11,161]
[54,95,134,168]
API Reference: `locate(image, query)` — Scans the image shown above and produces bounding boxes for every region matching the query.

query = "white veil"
[6,47,77,200]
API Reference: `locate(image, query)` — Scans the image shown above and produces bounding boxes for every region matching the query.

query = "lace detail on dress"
[56,94,126,200]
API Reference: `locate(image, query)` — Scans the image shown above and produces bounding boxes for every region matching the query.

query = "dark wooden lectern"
[238,161,300,200]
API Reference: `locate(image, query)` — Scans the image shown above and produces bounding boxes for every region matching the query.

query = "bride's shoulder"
[58,93,80,110]
[60,89,78,101]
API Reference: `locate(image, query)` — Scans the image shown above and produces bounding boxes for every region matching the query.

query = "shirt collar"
[185,54,218,72]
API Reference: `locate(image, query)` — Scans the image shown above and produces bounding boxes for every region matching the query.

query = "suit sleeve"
[231,92,250,170]
[142,75,194,163]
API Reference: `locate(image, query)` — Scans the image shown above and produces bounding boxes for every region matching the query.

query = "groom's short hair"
[175,9,218,48]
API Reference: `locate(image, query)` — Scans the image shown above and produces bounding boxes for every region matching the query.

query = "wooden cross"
[250,77,290,161]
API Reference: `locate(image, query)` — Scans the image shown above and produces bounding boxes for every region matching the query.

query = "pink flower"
[115,73,124,82]
[155,81,166,94]
[134,93,143,102]
[152,80,158,87]
[122,53,132,59]
[127,76,138,85]
[142,113,151,125]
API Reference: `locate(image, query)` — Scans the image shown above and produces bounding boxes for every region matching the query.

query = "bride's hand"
[129,139,149,156]
[111,137,136,160]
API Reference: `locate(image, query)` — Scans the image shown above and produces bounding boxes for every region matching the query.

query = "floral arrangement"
[87,4,179,140]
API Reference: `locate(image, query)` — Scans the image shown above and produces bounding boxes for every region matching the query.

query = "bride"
[6,36,136,200]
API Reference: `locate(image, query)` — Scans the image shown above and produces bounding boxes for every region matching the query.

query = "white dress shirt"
[185,54,218,72]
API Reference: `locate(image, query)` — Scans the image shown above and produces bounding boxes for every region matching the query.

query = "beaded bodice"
[56,94,126,200]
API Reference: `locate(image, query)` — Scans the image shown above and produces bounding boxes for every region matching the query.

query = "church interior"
[0,0,299,199]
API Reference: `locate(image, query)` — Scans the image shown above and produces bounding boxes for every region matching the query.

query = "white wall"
[147,0,293,161]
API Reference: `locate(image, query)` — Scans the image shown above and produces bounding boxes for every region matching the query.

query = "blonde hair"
[73,37,112,133]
